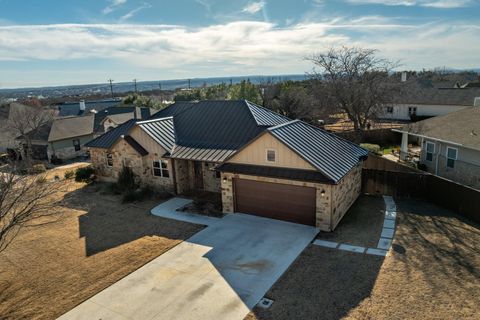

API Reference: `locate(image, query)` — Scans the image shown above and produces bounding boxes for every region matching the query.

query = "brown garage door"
[234,178,316,226]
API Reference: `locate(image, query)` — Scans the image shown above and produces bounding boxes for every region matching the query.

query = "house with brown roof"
[394,106,480,190]
[86,100,368,231]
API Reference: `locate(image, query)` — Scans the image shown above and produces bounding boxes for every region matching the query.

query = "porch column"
[400,132,408,160]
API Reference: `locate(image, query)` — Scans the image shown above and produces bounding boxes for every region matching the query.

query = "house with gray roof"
[86,100,368,231]
[379,82,480,121]
[394,106,480,190]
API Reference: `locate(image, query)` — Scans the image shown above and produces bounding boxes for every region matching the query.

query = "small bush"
[36,176,47,184]
[360,143,381,155]
[32,164,47,173]
[64,170,75,179]
[117,166,137,192]
[75,166,95,183]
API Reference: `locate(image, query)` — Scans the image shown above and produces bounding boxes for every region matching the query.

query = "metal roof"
[48,115,95,142]
[246,101,291,126]
[170,145,236,162]
[217,163,334,184]
[268,120,368,183]
[149,101,196,119]
[58,99,125,117]
[137,117,175,151]
[85,119,137,149]
[123,135,148,156]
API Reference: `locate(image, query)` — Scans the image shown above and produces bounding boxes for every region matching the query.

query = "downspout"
[435,143,441,175]
[171,158,178,195]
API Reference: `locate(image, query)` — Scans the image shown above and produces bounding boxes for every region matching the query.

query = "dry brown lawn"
[246,197,480,320]
[0,182,202,320]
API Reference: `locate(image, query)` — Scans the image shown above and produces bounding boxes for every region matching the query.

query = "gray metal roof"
[268,120,368,183]
[150,101,196,119]
[246,101,291,126]
[170,145,236,162]
[58,99,125,117]
[137,117,175,151]
[85,119,137,149]
[393,83,480,106]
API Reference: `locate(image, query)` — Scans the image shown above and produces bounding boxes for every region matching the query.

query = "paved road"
[58,204,318,320]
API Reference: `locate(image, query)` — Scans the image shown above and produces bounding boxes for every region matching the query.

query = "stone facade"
[89,140,174,192]
[219,171,360,232]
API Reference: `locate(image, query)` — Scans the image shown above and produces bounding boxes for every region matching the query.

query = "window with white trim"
[106,153,113,167]
[446,147,458,168]
[408,106,417,115]
[266,149,276,163]
[153,159,169,178]
[425,142,435,161]
[386,106,394,113]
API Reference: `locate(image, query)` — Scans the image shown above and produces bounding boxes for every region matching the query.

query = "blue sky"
[0,0,479,88]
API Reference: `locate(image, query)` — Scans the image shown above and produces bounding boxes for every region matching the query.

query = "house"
[86,100,368,231]
[394,106,480,190]
[99,107,155,132]
[15,122,52,160]
[57,99,125,117]
[48,115,95,161]
[379,85,480,121]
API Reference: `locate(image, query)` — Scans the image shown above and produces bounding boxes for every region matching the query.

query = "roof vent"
[474,97,480,107]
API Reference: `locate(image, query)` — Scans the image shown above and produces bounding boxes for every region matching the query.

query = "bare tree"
[7,105,53,167]
[307,46,400,141]
[0,164,67,252]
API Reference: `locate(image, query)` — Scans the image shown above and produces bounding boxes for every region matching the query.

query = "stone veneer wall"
[330,164,363,230]
[89,141,174,192]
[203,162,221,193]
[220,172,335,231]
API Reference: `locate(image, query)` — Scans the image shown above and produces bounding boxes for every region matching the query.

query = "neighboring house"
[379,85,480,121]
[15,122,52,160]
[86,100,368,231]
[394,107,480,190]
[57,99,125,117]
[99,107,154,132]
[48,115,95,160]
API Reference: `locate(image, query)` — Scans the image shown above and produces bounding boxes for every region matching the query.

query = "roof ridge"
[267,119,299,131]
[245,100,292,124]
[137,116,173,124]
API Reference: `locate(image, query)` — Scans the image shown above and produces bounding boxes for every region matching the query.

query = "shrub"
[64,170,75,179]
[117,166,137,192]
[75,166,95,183]
[360,143,381,155]
[36,176,47,184]
[32,164,47,174]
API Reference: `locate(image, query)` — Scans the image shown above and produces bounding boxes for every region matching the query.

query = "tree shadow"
[61,183,202,256]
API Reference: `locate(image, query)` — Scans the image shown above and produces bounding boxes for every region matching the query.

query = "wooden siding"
[228,132,316,170]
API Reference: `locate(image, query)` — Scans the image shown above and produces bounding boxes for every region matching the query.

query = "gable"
[129,125,167,156]
[227,132,316,171]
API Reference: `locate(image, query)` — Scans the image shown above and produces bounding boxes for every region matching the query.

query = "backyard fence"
[362,155,480,224]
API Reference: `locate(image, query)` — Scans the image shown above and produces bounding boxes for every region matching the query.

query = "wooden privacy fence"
[362,169,480,224]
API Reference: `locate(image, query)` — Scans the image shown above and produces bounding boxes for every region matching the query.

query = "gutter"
[392,129,466,148]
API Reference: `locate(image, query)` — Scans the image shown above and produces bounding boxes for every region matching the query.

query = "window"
[425,142,435,161]
[106,153,113,167]
[408,106,417,115]
[73,139,80,151]
[266,149,276,163]
[386,106,394,113]
[153,160,169,178]
[446,147,458,168]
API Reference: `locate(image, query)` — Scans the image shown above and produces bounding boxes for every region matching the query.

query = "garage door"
[234,178,316,226]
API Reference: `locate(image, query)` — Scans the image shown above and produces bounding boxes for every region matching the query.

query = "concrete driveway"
[58,206,318,320]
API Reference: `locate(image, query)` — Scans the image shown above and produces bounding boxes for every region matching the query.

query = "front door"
[193,161,204,190]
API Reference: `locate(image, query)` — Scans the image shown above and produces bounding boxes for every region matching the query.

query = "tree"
[7,105,53,167]
[307,46,400,141]
[0,164,67,252]
[228,80,262,104]
[123,94,165,109]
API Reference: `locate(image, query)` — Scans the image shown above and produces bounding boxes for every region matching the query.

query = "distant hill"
[0,74,307,100]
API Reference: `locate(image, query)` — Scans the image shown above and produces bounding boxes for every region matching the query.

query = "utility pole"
[158,82,162,91]
[133,79,138,93]
[188,78,191,89]
[108,79,114,99]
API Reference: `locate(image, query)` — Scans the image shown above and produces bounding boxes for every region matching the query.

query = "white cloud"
[0,18,478,86]
[103,0,127,15]
[242,1,266,14]
[119,2,151,21]
[346,0,474,8]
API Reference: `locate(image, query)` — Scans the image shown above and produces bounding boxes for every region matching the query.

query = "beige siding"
[129,126,168,156]
[228,132,315,170]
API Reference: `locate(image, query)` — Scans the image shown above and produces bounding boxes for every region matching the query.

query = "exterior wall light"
[222,176,227,183]
[320,189,326,197]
